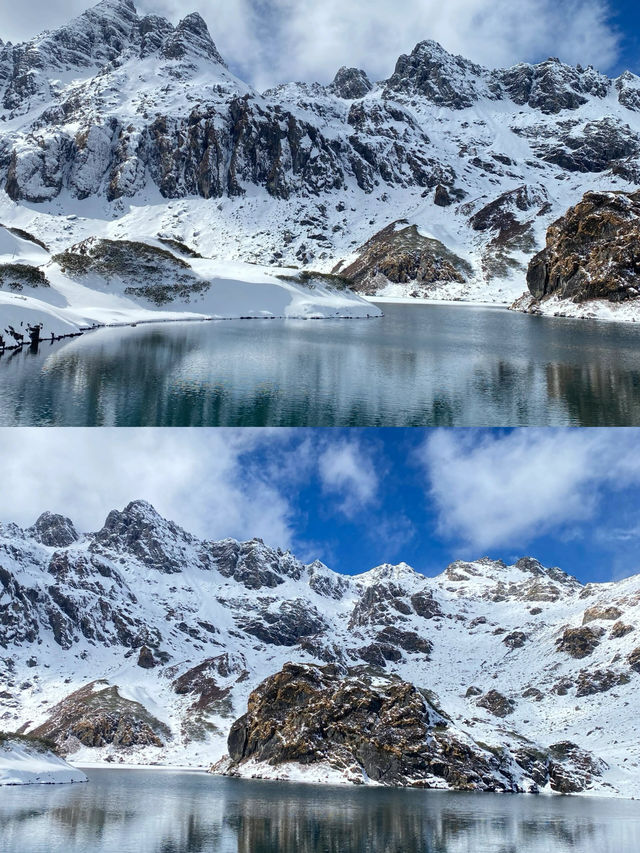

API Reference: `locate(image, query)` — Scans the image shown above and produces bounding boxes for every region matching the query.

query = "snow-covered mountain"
[2,500,640,795]
[1,0,640,330]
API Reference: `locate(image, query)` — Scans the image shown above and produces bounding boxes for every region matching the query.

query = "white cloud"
[0,0,621,89]
[266,0,619,87]
[318,439,378,517]
[0,428,295,547]
[420,429,640,552]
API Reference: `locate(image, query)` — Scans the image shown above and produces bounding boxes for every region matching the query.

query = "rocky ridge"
[1,502,640,795]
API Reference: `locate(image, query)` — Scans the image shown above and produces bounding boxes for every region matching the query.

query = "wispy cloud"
[318,438,378,518]
[419,429,640,553]
[0,428,295,547]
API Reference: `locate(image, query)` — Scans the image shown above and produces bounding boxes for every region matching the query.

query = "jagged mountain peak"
[28,511,79,548]
[357,562,423,586]
[329,66,373,100]
[384,38,491,108]
[440,556,584,604]
[160,11,227,66]
[90,499,200,574]
[32,0,139,65]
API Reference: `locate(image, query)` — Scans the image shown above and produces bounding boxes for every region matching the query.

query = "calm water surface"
[1,769,639,853]
[2,303,640,425]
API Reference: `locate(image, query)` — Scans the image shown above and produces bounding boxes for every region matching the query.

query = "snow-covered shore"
[0,738,88,786]
[511,292,640,324]
[0,222,382,341]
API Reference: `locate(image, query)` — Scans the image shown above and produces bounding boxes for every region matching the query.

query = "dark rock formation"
[610,621,634,639]
[384,41,487,109]
[574,668,630,697]
[31,681,170,755]
[207,539,303,590]
[628,647,640,673]
[526,191,640,304]
[556,626,602,659]
[236,600,326,646]
[219,662,518,790]
[137,646,155,669]
[477,690,515,717]
[503,631,527,649]
[329,67,373,100]
[582,605,623,624]
[28,513,79,548]
[91,499,198,573]
[547,742,607,793]
[336,221,471,296]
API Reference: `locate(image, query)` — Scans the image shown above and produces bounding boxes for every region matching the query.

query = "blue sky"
[1,428,640,586]
[610,0,640,74]
[2,0,640,87]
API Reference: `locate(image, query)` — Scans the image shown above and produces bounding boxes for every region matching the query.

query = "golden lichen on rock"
[525,190,640,306]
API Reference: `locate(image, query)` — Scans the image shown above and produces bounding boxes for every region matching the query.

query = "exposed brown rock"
[574,668,630,697]
[556,626,601,659]
[582,605,623,625]
[137,646,156,669]
[547,742,607,793]
[218,662,516,791]
[477,690,515,717]
[503,631,527,649]
[627,647,640,673]
[31,681,170,755]
[334,221,471,296]
[526,191,640,305]
[610,621,634,639]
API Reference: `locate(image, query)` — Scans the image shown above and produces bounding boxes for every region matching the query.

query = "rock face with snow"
[2,1,640,315]
[516,191,640,313]
[2,503,640,795]
[215,662,605,793]
[0,734,87,785]
[335,221,471,297]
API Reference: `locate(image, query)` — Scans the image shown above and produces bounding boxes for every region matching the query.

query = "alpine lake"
[2,767,640,853]
[2,302,640,426]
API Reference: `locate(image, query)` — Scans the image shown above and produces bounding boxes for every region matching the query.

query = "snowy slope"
[2,502,640,796]
[0,224,380,338]
[1,1,640,323]
[0,737,87,785]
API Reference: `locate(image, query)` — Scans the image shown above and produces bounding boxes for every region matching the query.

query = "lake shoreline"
[66,763,639,800]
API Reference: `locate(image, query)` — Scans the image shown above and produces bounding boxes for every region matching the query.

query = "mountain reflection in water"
[2,303,640,426]
[2,769,640,853]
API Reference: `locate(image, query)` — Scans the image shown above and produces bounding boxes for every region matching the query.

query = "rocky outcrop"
[28,513,78,548]
[216,663,518,790]
[525,191,640,305]
[0,264,49,292]
[53,239,211,306]
[477,690,515,717]
[329,67,373,100]
[31,681,171,755]
[335,222,471,296]
[574,668,630,697]
[582,606,623,625]
[215,663,606,793]
[556,626,602,659]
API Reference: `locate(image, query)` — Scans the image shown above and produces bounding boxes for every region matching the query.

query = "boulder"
[556,626,601,659]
